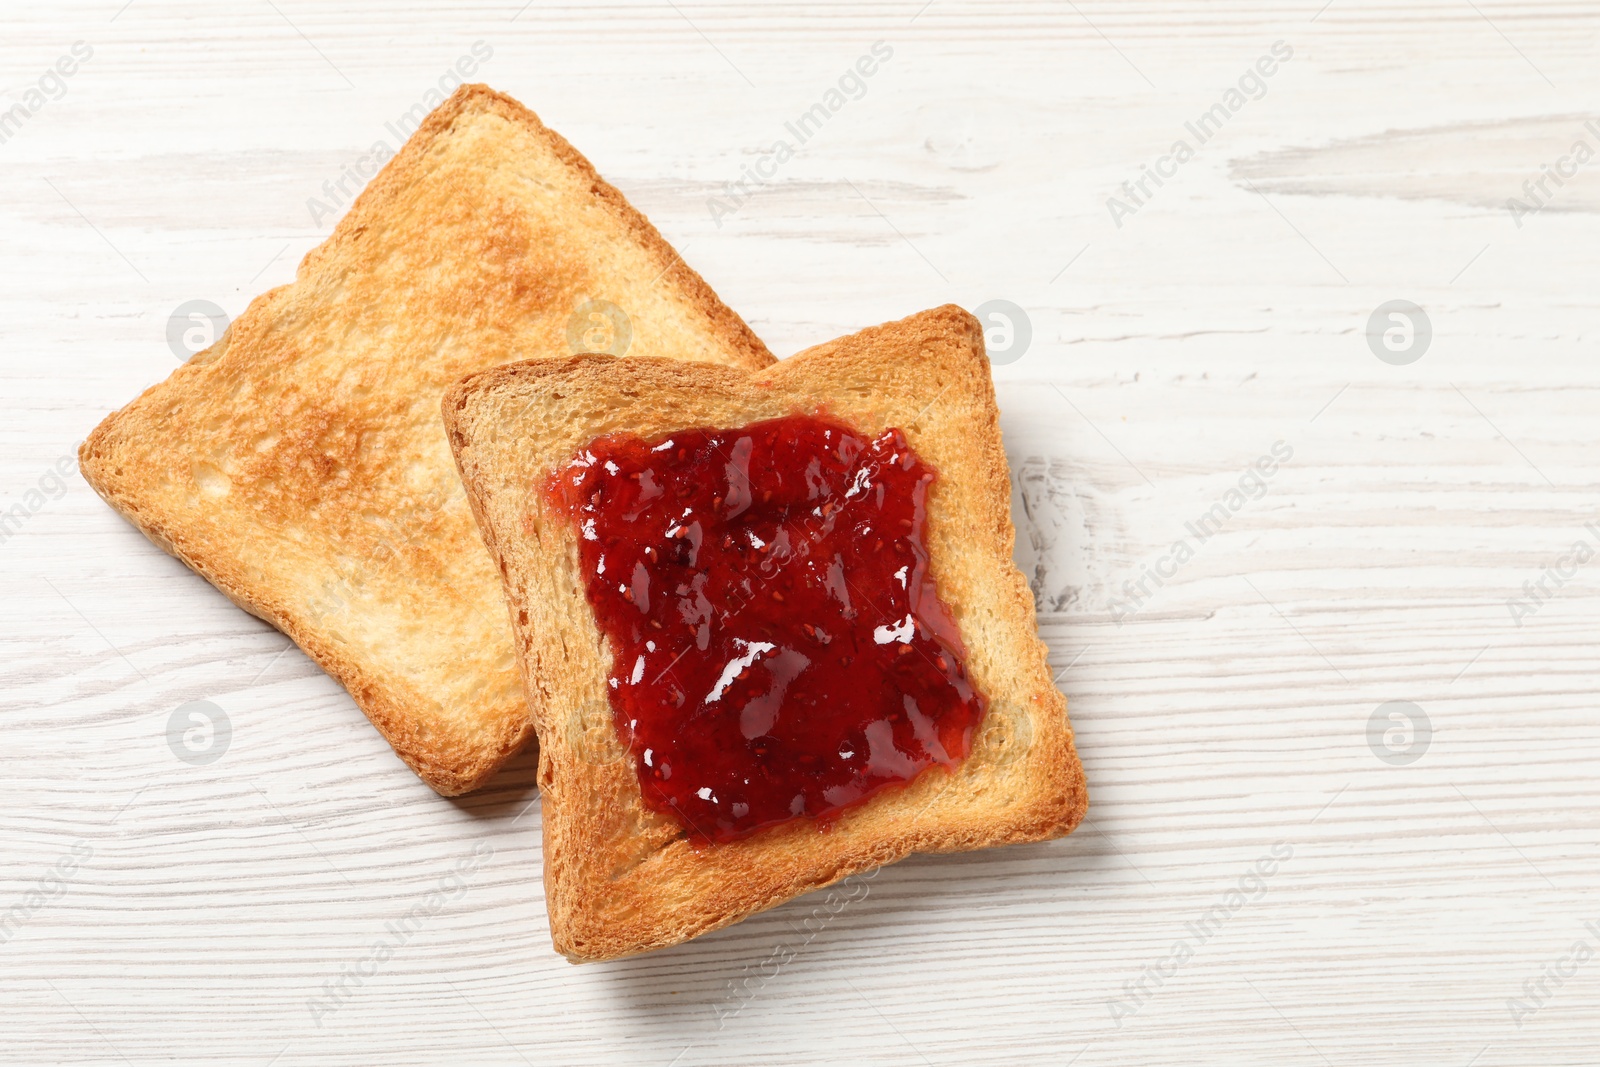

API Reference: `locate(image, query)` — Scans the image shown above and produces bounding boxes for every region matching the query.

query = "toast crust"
[79,84,773,795]
[444,305,1087,959]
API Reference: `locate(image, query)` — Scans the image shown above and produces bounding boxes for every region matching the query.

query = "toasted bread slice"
[80,84,773,795]
[443,305,1087,960]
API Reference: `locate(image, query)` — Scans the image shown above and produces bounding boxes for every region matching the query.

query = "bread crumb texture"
[78,85,773,795]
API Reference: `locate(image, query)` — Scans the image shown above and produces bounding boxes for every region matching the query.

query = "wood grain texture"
[3,1,1597,1064]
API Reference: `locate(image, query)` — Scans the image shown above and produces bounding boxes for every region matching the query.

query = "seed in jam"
[545,414,985,844]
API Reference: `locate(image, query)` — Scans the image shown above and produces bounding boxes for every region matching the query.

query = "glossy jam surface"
[546,414,985,843]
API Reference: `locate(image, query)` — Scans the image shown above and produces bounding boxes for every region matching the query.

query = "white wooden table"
[5,2,1598,1063]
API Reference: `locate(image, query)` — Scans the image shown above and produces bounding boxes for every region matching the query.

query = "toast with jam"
[79,84,774,795]
[443,305,1087,960]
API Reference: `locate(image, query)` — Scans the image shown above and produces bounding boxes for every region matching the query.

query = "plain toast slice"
[443,305,1087,960]
[80,84,773,794]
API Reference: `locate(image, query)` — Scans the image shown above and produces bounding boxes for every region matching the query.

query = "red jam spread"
[545,413,985,844]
